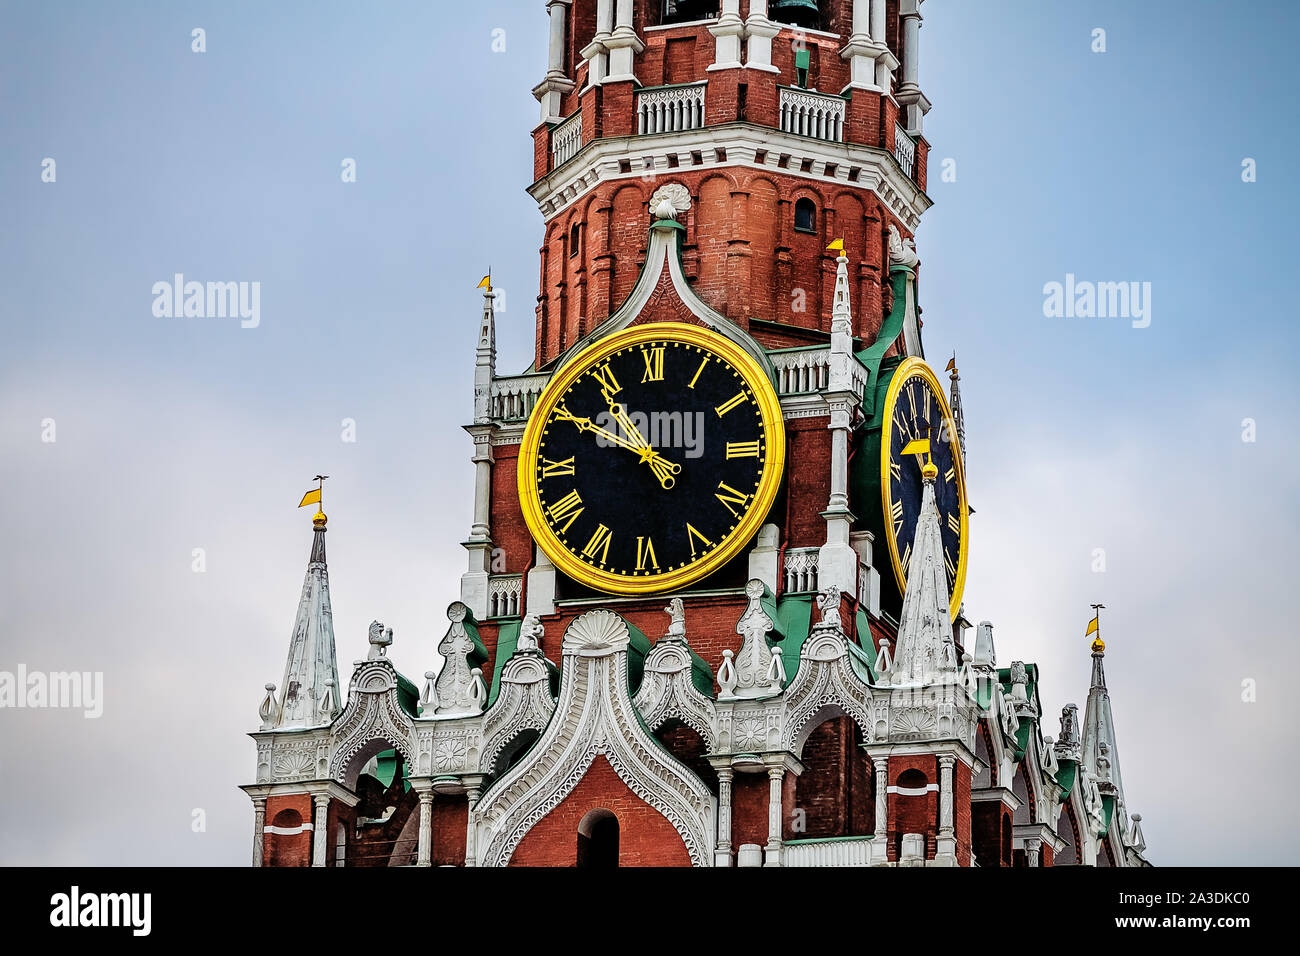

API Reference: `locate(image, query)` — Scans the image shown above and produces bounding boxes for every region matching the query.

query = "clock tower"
[246,0,1154,870]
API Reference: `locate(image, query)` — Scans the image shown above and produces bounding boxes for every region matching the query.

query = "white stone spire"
[272,512,340,729]
[473,285,497,425]
[887,464,956,685]
[947,353,966,470]
[1081,629,1125,802]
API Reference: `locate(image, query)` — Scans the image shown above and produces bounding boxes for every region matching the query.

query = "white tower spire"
[273,512,341,729]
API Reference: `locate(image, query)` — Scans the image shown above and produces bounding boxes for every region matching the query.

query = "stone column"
[708,0,744,72]
[896,1,929,134]
[464,778,485,867]
[582,0,613,90]
[870,0,897,94]
[743,0,779,73]
[311,793,330,867]
[936,754,957,864]
[605,0,643,84]
[416,789,434,867]
[535,1,576,123]
[840,0,880,91]
[764,765,785,867]
[872,754,889,864]
[251,797,266,868]
[1026,838,1042,868]
[460,429,494,621]
[715,766,734,867]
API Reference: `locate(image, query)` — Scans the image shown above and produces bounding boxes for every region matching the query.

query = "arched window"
[576,809,619,868]
[897,768,927,792]
[794,197,816,233]
[267,809,304,867]
[569,222,581,257]
[662,0,720,26]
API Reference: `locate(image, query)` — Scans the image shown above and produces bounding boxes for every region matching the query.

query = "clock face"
[519,323,785,594]
[880,358,968,619]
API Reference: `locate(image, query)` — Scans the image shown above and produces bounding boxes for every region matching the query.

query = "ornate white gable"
[473,609,716,867]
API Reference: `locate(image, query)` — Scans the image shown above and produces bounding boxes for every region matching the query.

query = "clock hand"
[555,406,682,488]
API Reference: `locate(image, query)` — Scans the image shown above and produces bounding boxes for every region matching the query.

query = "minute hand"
[555,406,681,489]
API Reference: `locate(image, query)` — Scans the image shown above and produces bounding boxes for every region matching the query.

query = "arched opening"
[576,808,619,868]
[893,768,932,862]
[568,221,581,257]
[267,809,304,867]
[492,728,541,777]
[791,714,873,839]
[654,719,718,795]
[794,197,817,233]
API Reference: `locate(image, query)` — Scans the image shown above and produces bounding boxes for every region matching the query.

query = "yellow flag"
[298,488,322,508]
[945,356,957,372]
[826,238,845,255]
[901,438,930,457]
[477,274,491,291]
[1085,615,1099,637]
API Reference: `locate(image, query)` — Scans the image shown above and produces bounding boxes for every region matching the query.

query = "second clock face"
[880,358,968,619]
[519,323,785,594]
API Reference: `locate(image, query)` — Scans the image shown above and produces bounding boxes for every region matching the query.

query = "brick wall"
[508,755,692,866]
[263,794,313,867]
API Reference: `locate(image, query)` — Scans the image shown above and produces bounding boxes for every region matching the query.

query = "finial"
[921,459,938,481]
[1088,603,1105,654]
[313,510,327,527]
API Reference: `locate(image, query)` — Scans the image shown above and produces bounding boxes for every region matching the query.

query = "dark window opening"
[576,809,619,868]
[794,197,816,233]
[568,223,581,257]
[771,0,823,30]
[662,0,720,26]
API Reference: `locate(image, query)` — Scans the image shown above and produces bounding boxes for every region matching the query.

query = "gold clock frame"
[518,322,786,595]
[879,357,969,620]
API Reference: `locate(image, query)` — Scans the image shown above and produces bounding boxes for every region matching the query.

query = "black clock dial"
[534,338,770,580]
[884,370,966,609]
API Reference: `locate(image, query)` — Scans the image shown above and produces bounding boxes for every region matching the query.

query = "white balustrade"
[779,88,846,143]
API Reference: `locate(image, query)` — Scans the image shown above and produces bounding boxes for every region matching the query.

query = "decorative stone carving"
[517,614,544,654]
[634,636,718,749]
[480,650,557,775]
[327,658,417,784]
[648,182,691,220]
[727,580,780,700]
[782,623,875,755]
[367,620,393,660]
[1041,735,1060,777]
[663,598,686,642]
[435,602,484,717]
[815,585,843,632]
[475,609,715,867]
[717,649,737,698]
[887,223,920,269]
[258,683,277,731]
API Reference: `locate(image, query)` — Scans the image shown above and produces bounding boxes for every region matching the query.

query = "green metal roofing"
[1055,759,1078,803]
[850,608,879,684]
[486,619,521,707]
[772,593,813,688]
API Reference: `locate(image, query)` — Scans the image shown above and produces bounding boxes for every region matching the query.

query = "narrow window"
[794,197,816,233]
[576,809,619,868]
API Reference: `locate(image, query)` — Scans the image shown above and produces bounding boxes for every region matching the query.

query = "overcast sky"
[2,0,1296,865]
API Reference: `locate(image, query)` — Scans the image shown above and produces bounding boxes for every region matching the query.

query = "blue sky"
[1,0,1297,865]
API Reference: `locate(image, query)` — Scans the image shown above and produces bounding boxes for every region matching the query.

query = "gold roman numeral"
[688,356,709,389]
[725,440,761,459]
[944,466,955,484]
[546,490,584,533]
[640,346,665,382]
[890,499,904,536]
[541,457,575,478]
[582,524,613,564]
[590,363,621,397]
[715,481,752,518]
[947,513,960,535]
[889,459,902,481]
[944,547,957,580]
[686,523,715,559]
[636,536,659,571]
[901,542,912,576]
[715,392,747,417]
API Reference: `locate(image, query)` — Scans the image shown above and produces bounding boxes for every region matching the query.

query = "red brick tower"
[245,1,1153,869]
[529,0,929,369]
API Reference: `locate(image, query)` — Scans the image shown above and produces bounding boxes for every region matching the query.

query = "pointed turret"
[947,354,966,470]
[887,460,957,685]
[1080,625,1125,800]
[473,283,497,424]
[272,511,341,729]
